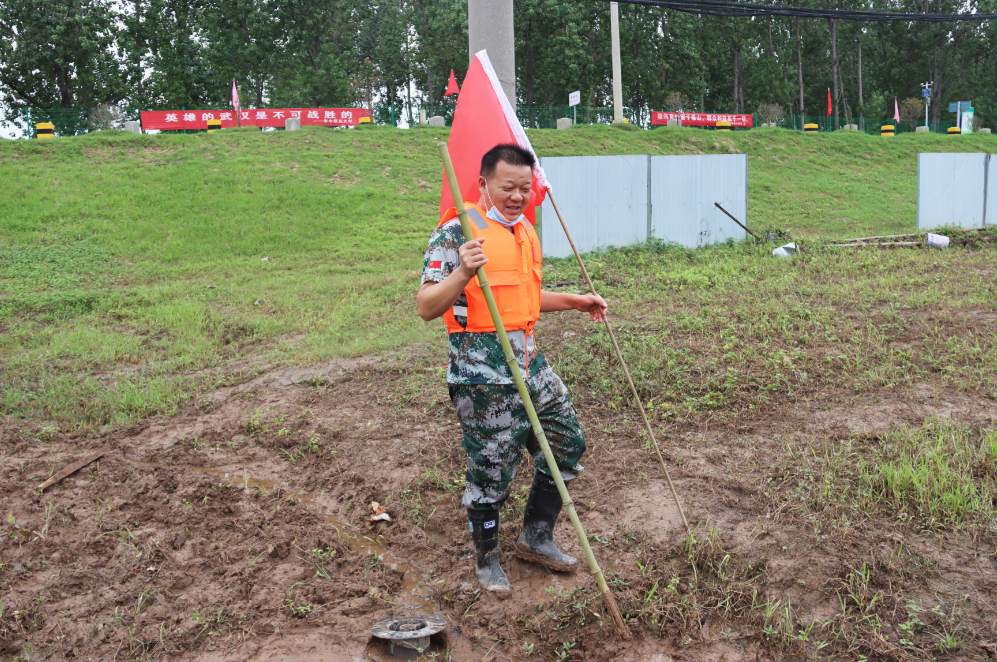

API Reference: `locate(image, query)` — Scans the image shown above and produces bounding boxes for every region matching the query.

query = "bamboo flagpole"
[546,191,691,535]
[437,143,631,640]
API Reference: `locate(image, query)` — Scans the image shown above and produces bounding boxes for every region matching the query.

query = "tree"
[2,0,996,131]
[899,97,925,126]
[118,0,215,109]
[515,0,605,108]
[200,0,279,107]
[0,0,123,112]
[268,0,354,107]
[410,0,466,111]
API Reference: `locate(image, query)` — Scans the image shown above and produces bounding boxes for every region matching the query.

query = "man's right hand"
[458,238,488,279]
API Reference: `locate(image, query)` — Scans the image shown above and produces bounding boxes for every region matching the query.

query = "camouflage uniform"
[422,219,586,510]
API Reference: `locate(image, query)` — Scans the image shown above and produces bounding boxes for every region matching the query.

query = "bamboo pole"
[547,191,691,536]
[437,143,631,640]
[840,232,922,242]
[829,240,921,248]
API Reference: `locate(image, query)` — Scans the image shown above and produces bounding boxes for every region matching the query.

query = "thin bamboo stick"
[840,232,923,242]
[437,143,631,640]
[547,191,691,535]
[829,241,921,248]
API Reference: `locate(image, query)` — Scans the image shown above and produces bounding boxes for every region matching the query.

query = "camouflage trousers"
[449,367,586,511]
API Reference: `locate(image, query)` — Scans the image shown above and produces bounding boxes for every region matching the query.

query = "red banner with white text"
[651,111,753,128]
[140,108,371,130]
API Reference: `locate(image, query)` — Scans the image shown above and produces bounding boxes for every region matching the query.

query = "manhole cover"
[371,614,446,659]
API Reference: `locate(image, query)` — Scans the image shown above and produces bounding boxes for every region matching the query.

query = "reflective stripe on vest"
[443,204,542,334]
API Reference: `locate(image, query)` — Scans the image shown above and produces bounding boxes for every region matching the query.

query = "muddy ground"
[2,317,995,661]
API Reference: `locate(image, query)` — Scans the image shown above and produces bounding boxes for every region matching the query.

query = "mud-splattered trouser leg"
[450,367,586,511]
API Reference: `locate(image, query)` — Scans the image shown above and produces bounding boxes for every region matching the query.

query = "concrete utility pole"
[610,2,624,123]
[469,0,516,111]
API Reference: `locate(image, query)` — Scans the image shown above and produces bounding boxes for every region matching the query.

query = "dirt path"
[2,346,994,661]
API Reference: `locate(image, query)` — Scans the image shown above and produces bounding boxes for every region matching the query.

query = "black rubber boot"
[514,472,578,573]
[467,508,511,597]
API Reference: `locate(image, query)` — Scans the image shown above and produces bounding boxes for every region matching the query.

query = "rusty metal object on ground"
[370,614,446,659]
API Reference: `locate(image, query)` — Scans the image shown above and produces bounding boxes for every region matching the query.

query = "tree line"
[1,0,994,129]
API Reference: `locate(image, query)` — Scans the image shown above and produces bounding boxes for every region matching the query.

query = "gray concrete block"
[915,126,930,133]
[667,119,681,128]
[427,116,446,127]
[285,117,300,131]
[843,123,858,131]
[556,117,573,130]
[418,109,427,125]
[979,128,992,134]
[123,120,142,134]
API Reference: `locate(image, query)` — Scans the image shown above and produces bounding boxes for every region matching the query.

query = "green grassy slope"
[1,126,993,430]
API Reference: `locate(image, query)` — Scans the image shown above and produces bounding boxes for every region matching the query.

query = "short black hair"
[480,143,536,177]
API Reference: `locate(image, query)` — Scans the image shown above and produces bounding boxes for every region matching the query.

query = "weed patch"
[779,419,995,530]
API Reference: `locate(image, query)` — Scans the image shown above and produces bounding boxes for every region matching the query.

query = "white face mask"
[483,184,525,227]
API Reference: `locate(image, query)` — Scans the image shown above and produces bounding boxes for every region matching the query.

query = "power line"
[610,0,997,22]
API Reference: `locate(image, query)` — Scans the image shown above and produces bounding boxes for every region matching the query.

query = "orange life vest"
[441,204,542,334]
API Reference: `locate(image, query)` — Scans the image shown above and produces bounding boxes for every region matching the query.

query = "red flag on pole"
[439,50,548,225]
[444,69,460,97]
[826,88,832,116]
[893,97,901,124]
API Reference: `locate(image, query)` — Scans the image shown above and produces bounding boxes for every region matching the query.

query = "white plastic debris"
[926,233,950,249]
[771,242,798,258]
[369,501,392,523]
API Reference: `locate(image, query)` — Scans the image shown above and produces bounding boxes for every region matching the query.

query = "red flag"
[231,80,241,113]
[439,51,548,225]
[826,88,832,116]
[444,69,460,97]
[893,97,901,124]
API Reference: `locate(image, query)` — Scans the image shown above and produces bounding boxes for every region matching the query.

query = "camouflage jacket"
[421,219,549,384]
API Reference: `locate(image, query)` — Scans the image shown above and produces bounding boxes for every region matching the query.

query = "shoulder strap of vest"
[465,206,489,231]
[438,202,489,229]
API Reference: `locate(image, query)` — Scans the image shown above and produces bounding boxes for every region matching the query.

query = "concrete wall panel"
[539,155,649,258]
[917,153,988,230]
[650,154,748,248]
[538,154,748,256]
[986,154,995,226]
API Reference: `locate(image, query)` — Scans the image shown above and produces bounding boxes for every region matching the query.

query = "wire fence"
[778,113,954,134]
[7,105,969,137]
[421,104,646,128]
[15,107,92,138]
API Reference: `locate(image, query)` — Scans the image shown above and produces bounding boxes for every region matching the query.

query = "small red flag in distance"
[444,69,460,97]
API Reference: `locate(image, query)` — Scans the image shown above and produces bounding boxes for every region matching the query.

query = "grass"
[545,238,995,424]
[781,419,996,530]
[514,524,974,659]
[1,126,994,431]
[864,422,996,525]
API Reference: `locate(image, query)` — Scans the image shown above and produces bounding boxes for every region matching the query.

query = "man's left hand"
[575,293,608,322]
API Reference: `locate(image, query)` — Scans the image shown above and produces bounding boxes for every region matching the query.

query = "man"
[416,143,607,596]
